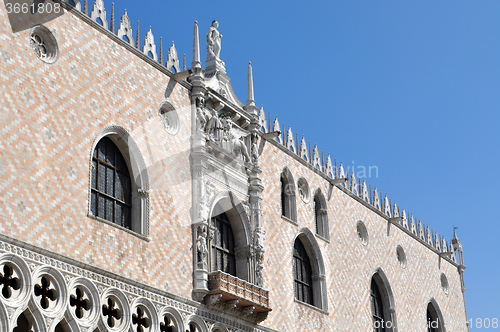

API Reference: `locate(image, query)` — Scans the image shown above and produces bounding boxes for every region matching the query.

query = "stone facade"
[0,1,468,332]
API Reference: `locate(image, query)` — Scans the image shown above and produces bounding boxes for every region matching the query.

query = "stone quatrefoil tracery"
[0,265,21,299]
[30,34,47,61]
[102,298,122,327]
[34,276,57,309]
[132,307,151,332]
[160,316,174,332]
[70,287,91,319]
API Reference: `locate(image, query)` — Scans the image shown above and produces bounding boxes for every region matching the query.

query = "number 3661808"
[5,1,61,14]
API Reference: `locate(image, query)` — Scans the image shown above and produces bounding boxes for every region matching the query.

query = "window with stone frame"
[293,238,313,305]
[211,212,236,276]
[91,137,132,229]
[427,302,442,332]
[370,278,384,332]
[280,169,296,221]
[313,190,328,239]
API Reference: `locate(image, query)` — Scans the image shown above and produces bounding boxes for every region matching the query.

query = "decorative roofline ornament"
[142,27,158,61]
[285,126,295,153]
[89,0,108,29]
[350,170,358,195]
[272,116,281,144]
[312,144,321,171]
[117,9,134,46]
[258,106,267,133]
[166,41,180,73]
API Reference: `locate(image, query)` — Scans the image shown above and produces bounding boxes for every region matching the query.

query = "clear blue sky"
[108,0,498,328]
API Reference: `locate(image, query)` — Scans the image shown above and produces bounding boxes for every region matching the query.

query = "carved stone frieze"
[0,236,274,330]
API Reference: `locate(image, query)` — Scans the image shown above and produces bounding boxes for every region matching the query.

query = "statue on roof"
[207,20,222,61]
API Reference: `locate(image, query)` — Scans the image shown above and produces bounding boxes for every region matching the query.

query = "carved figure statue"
[196,229,209,267]
[251,134,259,164]
[255,228,265,249]
[207,20,222,60]
[206,109,224,142]
[195,97,209,133]
[222,116,251,162]
[256,261,264,286]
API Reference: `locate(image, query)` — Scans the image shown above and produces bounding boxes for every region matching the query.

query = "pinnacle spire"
[246,61,255,108]
[192,21,201,68]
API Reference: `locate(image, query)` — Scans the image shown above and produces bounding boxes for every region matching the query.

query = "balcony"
[207,271,271,322]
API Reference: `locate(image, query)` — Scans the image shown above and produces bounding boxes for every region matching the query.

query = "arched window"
[371,279,384,331]
[427,300,444,332]
[210,212,236,276]
[313,190,328,239]
[91,137,132,229]
[89,127,151,236]
[370,271,397,331]
[280,168,296,222]
[293,238,313,305]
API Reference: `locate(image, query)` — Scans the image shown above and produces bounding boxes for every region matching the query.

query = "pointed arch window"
[91,137,132,229]
[280,169,296,222]
[370,272,397,331]
[371,279,384,331]
[313,190,328,239]
[293,238,313,305]
[427,302,443,332]
[211,212,236,276]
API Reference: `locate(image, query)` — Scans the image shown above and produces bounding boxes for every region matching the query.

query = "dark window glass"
[314,195,321,235]
[280,176,286,217]
[293,239,313,305]
[91,137,132,229]
[211,212,236,276]
[427,303,440,332]
[371,279,384,332]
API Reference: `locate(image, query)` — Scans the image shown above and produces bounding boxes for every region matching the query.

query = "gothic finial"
[117,9,134,46]
[142,27,158,61]
[325,153,333,178]
[312,144,321,171]
[183,54,186,70]
[136,21,140,49]
[110,2,114,32]
[192,20,201,68]
[166,41,180,72]
[159,37,163,64]
[89,0,108,29]
[299,136,308,162]
[83,0,87,14]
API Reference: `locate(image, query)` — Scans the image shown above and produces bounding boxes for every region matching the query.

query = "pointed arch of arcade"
[280,167,297,222]
[370,267,398,332]
[11,305,48,332]
[292,227,328,311]
[207,190,253,283]
[427,298,446,332]
[185,314,209,332]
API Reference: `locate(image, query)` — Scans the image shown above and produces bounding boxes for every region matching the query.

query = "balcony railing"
[207,271,271,314]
